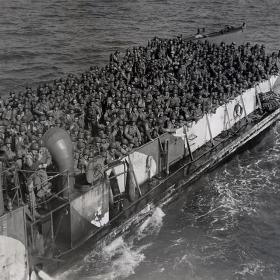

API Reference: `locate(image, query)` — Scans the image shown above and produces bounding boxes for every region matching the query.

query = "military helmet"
[130,116,137,123]
[19,126,26,133]
[5,137,12,144]
[77,142,85,149]
[122,139,129,145]
[85,130,91,136]
[30,142,39,151]
[110,142,117,149]
[78,131,84,139]
[38,139,44,147]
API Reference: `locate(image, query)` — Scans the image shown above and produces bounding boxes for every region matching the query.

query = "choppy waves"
[57,207,165,280]
[171,123,280,280]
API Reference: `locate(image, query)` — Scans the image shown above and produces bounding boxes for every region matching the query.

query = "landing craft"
[1,23,280,278]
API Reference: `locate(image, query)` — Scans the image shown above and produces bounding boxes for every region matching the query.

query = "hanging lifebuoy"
[233,103,243,118]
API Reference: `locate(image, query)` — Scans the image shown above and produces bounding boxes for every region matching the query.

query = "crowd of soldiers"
[0,37,279,196]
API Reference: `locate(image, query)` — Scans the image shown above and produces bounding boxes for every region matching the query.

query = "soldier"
[164,118,177,133]
[85,100,102,133]
[100,135,110,151]
[38,140,52,168]
[2,104,12,121]
[79,150,90,174]
[108,143,123,159]
[2,137,16,162]
[24,143,51,207]
[100,147,114,165]
[14,127,29,169]
[52,105,63,121]
[73,151,80,175]
[124,117,142,147]
[119,139,129,155]
[69,118,80,134]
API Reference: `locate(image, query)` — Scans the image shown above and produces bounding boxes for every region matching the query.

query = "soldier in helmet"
[124,117,142,147]
[2,137,16,161]
[2,104,12,121]
[108,142,122,159]
[14,126,29,169]
[38,139,52,169]
[79,149,90,174]
[24,142,52,209]
[85,100,101,133]
[100,146,114,165]
[118,138,128,155]
[73,151,80,174]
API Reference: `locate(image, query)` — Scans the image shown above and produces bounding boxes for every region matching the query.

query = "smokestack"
[42,127,75,198]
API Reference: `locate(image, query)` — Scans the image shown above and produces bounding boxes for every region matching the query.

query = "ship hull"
[52,78,280,274]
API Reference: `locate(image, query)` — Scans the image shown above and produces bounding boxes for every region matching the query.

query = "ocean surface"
[1,0,280,279]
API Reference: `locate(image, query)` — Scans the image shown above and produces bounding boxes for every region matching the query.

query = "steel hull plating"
[52,76,280,274]
[53,106,280,276]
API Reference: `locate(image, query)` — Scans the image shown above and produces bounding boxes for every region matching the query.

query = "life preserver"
[233,103,243,118]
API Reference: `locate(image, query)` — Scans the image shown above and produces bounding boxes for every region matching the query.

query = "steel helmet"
[5,137,12,144]
[77,142,85,149]
[38,139,44,147]
[30,142,39,151]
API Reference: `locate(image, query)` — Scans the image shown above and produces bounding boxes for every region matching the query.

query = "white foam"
[137,207,165,240]
[235,260,265,277]
[56,207,166,280]
[37,270,56,280]
[97,236,148,279]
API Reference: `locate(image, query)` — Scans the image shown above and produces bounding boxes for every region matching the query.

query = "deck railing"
[0,165,73,220]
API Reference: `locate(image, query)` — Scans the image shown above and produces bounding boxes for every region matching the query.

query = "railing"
[0,165,73,221]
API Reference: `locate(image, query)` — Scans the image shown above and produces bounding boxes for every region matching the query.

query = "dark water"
[1,0,280,279]
[1,0,280,95]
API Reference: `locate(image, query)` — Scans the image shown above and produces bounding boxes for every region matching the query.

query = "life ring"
[233,103,243,118]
